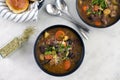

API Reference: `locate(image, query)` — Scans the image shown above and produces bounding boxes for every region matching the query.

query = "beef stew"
[34,25,84,76]
[77,0,120,28]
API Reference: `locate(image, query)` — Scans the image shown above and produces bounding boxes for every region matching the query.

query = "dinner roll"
[6,0,29,14]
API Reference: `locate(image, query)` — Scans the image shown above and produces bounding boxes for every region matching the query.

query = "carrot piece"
[94,21,102,26]
[55,30,65,41]
[64,59,71,70]
[44,55,53,60]
[82,5,88,12]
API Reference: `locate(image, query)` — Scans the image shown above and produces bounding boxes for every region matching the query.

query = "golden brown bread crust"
[6,0,29,14]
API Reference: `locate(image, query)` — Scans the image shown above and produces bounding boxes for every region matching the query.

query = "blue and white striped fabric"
[0,0,41,22]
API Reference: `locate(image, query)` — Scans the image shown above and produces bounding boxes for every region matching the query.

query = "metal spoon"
[55,0,89,32]
[46,4,88,40]
[46,4,61,16]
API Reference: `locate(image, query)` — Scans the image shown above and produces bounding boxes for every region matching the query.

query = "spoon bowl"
[55,0,68,13]
[46,4,61,16]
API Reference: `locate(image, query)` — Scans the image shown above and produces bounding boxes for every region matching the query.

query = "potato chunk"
[103,9,111,16]
[44,32,49,38]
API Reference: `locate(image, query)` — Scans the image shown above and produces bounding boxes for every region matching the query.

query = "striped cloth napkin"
[0,0,42,22]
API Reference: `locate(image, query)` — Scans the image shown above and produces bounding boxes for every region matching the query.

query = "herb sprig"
[92,0,107,9]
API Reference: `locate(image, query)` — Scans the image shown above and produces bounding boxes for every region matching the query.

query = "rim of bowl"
[34,25,85,76]
[76,0,120,28]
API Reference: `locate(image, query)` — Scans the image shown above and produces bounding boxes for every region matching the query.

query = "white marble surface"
[0,0,120,80]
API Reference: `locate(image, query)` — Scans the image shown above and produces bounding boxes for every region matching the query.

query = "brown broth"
[77,0,120,27]
[35,27,83,75]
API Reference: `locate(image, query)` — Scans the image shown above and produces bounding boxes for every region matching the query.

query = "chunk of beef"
[39,45,46,53]
[88,14,102,21]
[101,16,108,25]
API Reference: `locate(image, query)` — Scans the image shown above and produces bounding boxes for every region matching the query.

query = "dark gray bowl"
[34,25,85,76]
[76,0,120,28]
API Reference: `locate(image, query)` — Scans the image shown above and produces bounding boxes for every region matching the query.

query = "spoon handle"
[61,13,88,40]
[75,23,88,40]
[62,11,89,33]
